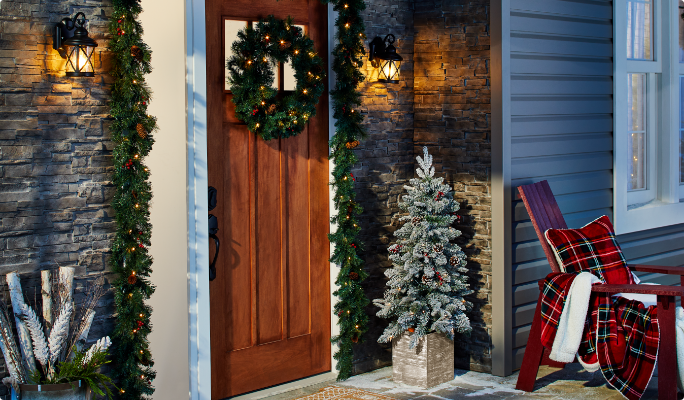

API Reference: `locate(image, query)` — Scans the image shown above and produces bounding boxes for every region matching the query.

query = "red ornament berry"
[138,243,144,248]
[137,320,144,327]
[142,101,146,105]
[118,19,122,23]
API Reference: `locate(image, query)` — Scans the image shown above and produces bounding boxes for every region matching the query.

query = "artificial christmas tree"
[374,146,473,348]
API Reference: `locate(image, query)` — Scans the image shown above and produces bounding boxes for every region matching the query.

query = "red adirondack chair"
[515,180,684,399]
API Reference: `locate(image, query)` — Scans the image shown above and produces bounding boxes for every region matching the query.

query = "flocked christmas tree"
[374,147,473,349]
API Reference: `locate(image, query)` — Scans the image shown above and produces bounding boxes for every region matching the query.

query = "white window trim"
[614,0,684,234]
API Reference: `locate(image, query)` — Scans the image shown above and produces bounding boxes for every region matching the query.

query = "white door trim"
[185,3,339,399]
[186,0,211,399]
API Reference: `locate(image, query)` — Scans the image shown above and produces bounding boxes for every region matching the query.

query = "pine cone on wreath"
[136,123,147,139]
[433,244,444,253]
[345,140,360,149]
[449,255,460,266]
[412,217,422,224]
[128,274,138,284]
[349,271,359,280]
[131,45,144,62]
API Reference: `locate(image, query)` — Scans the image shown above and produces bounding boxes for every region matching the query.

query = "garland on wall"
[109,0,156,398]
[322,0,370,381]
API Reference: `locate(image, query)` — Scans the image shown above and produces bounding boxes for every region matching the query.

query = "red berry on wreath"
[137,320,144,327]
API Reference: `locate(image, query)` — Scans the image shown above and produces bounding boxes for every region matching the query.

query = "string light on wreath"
[227,16,325,141]
[109,0,156,398]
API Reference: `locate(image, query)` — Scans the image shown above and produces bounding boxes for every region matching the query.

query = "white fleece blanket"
[549,276,684,387]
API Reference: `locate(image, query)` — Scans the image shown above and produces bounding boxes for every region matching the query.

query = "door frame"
[185,2,340,399]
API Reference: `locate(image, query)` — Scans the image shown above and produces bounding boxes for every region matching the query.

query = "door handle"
[209,233,219,281]
[208,186,219,281]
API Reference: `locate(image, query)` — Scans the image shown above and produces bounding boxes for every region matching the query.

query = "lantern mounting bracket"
[368,34,402,84]
[53,12,87,55]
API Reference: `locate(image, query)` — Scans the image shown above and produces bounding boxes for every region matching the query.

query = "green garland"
[227,16,326,141]
[323,0,369,381]
[109,1,156,398]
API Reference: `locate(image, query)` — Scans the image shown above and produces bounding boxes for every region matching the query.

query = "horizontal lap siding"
[507,0,614,370]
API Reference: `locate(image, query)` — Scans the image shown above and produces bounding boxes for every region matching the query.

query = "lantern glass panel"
[66,45,95,77]
[379,59,400,83]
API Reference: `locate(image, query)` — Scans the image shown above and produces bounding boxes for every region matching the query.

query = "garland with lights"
[227,16,326,141]
[109,1,156,398]
[322,0,369,381]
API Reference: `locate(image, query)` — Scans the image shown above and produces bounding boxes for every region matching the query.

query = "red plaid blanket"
[539,273,659,400]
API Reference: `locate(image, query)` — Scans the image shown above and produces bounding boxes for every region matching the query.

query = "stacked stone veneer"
[0,0,115,392]
[354,0,492,374]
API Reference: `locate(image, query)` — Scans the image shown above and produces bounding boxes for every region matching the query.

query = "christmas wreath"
[227,16,326,141]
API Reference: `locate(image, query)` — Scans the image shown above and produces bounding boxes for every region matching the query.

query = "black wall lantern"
[369,34,402,84]
[53,12,98,77]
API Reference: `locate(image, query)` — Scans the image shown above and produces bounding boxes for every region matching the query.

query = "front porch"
[246,365,660,400]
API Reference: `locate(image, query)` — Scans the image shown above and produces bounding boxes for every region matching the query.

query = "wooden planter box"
[12,381,91,400]
[392,332,454,388]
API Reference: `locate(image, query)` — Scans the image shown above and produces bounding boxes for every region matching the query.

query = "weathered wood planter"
[392,332,454,388]
[12,381,91,400]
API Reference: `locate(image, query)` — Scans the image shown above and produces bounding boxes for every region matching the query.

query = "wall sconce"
[53,12,98,77]
[368,34,402,84]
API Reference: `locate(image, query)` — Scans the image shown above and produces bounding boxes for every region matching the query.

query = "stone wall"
[355,0,492,374]
[413,0,492,373]
[352,0,415,374]
[0,0,115,391]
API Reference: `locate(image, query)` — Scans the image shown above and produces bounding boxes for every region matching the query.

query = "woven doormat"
[293,386,397,400]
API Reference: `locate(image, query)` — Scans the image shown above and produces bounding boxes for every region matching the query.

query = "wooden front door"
[206,1,330,398]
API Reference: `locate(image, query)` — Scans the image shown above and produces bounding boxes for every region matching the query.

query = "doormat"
[293,386,397,400]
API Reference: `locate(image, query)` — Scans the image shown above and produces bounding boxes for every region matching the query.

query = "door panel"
[206,0,330,398]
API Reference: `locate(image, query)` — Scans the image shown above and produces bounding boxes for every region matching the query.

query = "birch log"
[0,307,25,384]
[58,267,74,306]
[41,270,52,335]
[6,272,36,376]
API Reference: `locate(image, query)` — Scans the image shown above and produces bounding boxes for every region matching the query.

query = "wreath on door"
[227,16,326,141]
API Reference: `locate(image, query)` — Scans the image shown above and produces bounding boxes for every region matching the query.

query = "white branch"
[41,270,52,335]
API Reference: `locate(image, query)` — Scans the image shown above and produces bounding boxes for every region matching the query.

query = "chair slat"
[540,181,568,230]
[517,181,566,273]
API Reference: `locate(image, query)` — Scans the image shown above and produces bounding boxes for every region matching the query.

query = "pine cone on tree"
[349,271,359,280]
[128,274,137,284]
[433,244,444,253]
[345,140,360,149]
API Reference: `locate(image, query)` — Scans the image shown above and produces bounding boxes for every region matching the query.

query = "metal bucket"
[12,381,91,400]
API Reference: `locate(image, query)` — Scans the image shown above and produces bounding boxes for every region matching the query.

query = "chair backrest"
[517,180,568,273]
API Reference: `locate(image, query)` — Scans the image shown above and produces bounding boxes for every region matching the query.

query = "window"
[614,0,684,234]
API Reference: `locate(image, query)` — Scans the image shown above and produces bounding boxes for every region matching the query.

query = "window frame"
[614,0,684,234]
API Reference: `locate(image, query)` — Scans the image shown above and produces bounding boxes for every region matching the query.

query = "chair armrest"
[631,264,684,276]
[591,284,684,296]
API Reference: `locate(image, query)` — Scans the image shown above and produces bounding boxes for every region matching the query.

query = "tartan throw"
[539,273,659,400]
[545,216,634,285]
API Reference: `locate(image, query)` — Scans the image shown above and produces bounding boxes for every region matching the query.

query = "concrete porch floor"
[260,364,666,400]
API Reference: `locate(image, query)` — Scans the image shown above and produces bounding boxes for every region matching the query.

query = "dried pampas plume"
[48,303,72,363]
[19,304,49,369]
